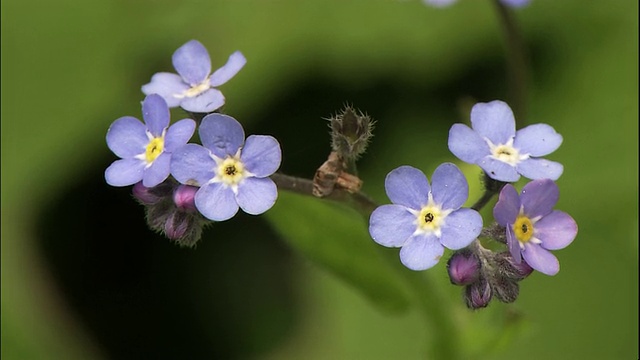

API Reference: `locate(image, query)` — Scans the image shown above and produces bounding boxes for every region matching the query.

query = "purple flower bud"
[164,212,190,240]
[173,185,198,212]
[447,250,480,285]
[495,251,534,281]
[464,278,492,310]
[132,182,163,205]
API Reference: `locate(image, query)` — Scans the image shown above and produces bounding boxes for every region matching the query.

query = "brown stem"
[270,173,378,217]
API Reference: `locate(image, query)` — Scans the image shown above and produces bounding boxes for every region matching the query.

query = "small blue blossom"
[493,179,578,276]
[423,0,530,8]
[142,40,246,113]
[105,94,196,187]
[369,163,483,271]
[170,114,282,221]
[448,100,563,182]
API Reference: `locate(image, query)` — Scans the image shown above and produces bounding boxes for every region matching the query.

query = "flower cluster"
[368,100,577,309]
[105,40,280,246]
[106,34,577,310]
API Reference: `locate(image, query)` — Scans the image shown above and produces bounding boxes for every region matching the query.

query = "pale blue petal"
[199,113,245,158]
[520,179,558,218]
[164,119,196,152]
[172,40,211,85]
[236,177,278,215]
[522,243,559,276]
[170,144,215,186]
[479,157,520,182]
[448,123,490,164]
[105,158,145,187]
[493,184,520,226]
[431,162,468,210]
[470,100,516,144]
[423,0,457,7]
[195,182,239,221]
[514,124,563,157]
[536,210,578,250]
[385,166,430,210]
[440,208,482,249]
[501,0,530,8]
[210,51,247,87]
[181,88,225,113]
[141,72,189,108]
[516,158,563,181]
[142,152,171,187]
[399,234,445,271]
[106,116,147,158]
[142,94,170,136]
[369,205,416,248]
[240,135,281,177]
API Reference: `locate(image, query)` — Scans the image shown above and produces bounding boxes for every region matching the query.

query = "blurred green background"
[2,0,637,359]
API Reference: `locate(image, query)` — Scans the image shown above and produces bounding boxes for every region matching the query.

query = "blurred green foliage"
[2,0,637,359]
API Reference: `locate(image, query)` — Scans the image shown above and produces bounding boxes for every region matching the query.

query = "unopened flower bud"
[132,180,175,205]
[164,211,203,247]
[329,105,374,160]
[132,182,163,204]
[447,249,480,286]
[464,277,492,310]
[173,185,198,212]
[495,251,534,281]
[492,276,520,303]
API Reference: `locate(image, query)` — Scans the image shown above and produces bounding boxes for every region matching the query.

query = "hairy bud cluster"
[133,180,206,247]
[328,105,374,161]
[448,247,533,310]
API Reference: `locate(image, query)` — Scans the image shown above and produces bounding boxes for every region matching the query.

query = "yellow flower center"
[513,215,534,243]
[492,144,521,165]
[145,137,164,163]
[174,78,211,99]
[217,156,245,185]
[417,204,445,233]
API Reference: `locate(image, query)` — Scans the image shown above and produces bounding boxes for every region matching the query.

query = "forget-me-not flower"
[423,0,530,8]
[105,94,196,187]
[170,114,281,221]
[448,100,563,182]
[369,163,483,271]
[142,40,246,113]
[493,179,577,276]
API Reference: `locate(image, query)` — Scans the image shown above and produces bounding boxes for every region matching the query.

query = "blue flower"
[369,163,483,271]
[170,114,282,221]
[142,40,246,113]
[493,179,577,276]
[105,94,196,187]
[448,100,563,182]
[423,0,530,8]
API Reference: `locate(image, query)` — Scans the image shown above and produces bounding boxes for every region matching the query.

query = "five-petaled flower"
[448,100,563,182]
[369,163,483,271]
[105,94,196,187]
[170,114,282,221]
[493,179,577,276]
[142,40,246,113]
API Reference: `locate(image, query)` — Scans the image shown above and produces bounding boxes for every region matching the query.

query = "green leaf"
[266,191,412,314]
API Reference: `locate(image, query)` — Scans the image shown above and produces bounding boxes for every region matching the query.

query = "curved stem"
[493,0,529,120]
[270,172,378,216]
[472,173,508,211]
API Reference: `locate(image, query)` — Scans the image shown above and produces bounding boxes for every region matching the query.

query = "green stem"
[493,0,529,121]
